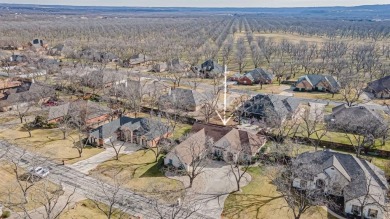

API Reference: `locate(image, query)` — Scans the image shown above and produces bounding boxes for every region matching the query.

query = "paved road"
[167,160,251,219]
[0,141,212,219]
[134,71,389,112]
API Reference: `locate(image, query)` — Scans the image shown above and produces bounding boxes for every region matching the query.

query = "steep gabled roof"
[48,103,70,121]
[171,123,266,165]
[172,129,208,165]
[200,60,224,75]
[323,155,351,181]
[245,68,274,82]
[191,123,232,142]
[327,105,388,137]
[214,128,266,155]
[170,88,204,108]
[366,75,390,93]
[90,117,169,141]
[297,74,339,90]
[240,94,301,126]
[295,150,389,205]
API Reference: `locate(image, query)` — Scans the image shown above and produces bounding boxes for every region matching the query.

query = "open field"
[222,167,335,219]
[0,161,61,212]
[89,149,185,203]
[0,124,103,164]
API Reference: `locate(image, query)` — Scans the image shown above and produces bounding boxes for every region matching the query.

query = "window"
[351,205,361,215]
[300,180,307,188]
[368,209,378,218]
[169,159,173,165]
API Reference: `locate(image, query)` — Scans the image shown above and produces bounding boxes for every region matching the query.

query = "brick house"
[88,117,170,147]
[164,123,266,171]
[294,74,340,93]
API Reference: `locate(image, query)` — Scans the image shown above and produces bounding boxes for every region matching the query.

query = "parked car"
[29,166,50,178]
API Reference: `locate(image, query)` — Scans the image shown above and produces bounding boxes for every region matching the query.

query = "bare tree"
[226,149,251,192]
[339,73,367,107]
[170,133,213,188]
[298,104,328,151]
[265,160,334,219]
[91,173,131,219]
[199,91,220,124]
[148,189,203,219]
[235,38,247,74]
[30,183,76,219]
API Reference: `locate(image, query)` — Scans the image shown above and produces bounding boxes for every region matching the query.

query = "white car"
[29,166,50,178]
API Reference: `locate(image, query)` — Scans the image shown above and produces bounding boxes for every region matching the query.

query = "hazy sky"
[1,0,390,7]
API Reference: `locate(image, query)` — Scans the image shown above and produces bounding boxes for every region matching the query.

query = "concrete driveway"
[167,160,252,219]
[69,142,139,174]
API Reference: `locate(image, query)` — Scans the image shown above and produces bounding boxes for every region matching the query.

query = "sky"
[1,0,390,8]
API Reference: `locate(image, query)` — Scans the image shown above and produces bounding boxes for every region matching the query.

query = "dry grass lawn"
[223,167,336,219]
[60,199,136,219]
[0,124,103,164]
[0,161,61,212]
[231,83,289,94]
[90,149,185,203]
[291,91,344,101]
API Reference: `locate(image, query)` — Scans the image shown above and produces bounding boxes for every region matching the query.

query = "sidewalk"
[69,142,139,174]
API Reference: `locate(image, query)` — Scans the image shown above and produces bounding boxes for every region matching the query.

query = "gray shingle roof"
[90,117,169,141]
[366,75,390,94]
[245,68,274,82]
[296,74,340,91]
[48,103,70,121]
[199,60,224,77]
[326,105,388,137]
[239,94,301,126]
[295,150,388,204]
[161,88,204,110]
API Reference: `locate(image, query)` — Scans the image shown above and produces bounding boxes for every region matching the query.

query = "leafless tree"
[142,114,173,162]
[170,133,213,188]
[265,160,334,219]
[199,91,220,124]
[91,173,131,219]
[298,104,328,151]
[235,38,247,74]
[148,189,203,219]
[29,183,76,219]
[339,73,367,107]
[270,59,289,85]
[225,149,251,192]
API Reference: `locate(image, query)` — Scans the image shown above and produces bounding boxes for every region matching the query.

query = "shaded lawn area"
[172,123,192,140]
[222,167,336,219]
[230,82,289,94]
[292,91,344,102]
[291,124,390,152]
[0,161,61,212]
[60,199,137,219]
[90,149,185,203]
[0,124,103,164]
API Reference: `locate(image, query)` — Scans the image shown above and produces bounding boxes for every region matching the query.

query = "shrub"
[1,210,11,218]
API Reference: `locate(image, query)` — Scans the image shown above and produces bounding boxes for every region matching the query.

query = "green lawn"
[172,123,192,140]
[223,167,335,219]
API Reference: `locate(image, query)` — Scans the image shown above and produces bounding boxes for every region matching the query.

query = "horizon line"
[1,2,389,9]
